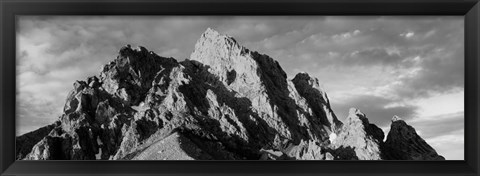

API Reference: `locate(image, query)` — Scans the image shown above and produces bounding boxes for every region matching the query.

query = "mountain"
[17,28,444,160]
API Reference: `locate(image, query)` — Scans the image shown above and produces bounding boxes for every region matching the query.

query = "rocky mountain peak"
[202,28,230,42]
[191,28,245,64]
[348,107,365,119]
[293,72,321,88]
[331,108,384,160]
[189,28,258,89]
[382,116,445,160]
[391,115,402,122]
[189,29,341,145]
[17,28,443,161]
[292,72,326,100]
[100,44,178,105]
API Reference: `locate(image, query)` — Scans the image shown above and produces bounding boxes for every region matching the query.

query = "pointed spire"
[349,108,365,117]
[190,27,244,64]
[203,27,221,38]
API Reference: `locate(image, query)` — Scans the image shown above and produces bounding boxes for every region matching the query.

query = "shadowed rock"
[382,116,445,160]
[15,123,57,160]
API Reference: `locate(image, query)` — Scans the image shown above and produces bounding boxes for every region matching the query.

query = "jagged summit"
[16,28,443,161]
[202,28,235,42]
[391,115,402,122]
[348,108,364,117]
[383,116,444,160]
[190,28,256,89]
[293,72,321,89]
[121,44,146,52]
[292,72,330,105]
[331,108,384,160]
[191,28,245,63]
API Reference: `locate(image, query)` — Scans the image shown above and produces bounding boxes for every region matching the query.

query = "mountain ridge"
[16,28,444,160]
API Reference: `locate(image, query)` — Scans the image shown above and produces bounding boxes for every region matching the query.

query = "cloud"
[395,45,464,98]
[407,112,464,160]
[16,91,63,135]
[408,111,464,139]
[346,47,403,66]
[261,30,305,50]
[412,91,464,118]
[400,31,415,38]
[424,129,464,160]
[332,29,361,41]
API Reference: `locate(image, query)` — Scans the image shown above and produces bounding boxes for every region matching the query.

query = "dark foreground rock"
[382,116,445,160]
[16,123,57,160]
[17,28,443,160]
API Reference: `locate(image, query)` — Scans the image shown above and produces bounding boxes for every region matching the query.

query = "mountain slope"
[382,116,445,160]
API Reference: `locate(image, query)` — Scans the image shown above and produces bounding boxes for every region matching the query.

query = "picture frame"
[1,0,479,175]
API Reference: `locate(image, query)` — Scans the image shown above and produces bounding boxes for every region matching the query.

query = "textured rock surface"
[17,28,443,160]
[132,132,212,160]
[16,123,57,160]
[331,108,384,160]
[23,45,178,160]
[382,116,445,160]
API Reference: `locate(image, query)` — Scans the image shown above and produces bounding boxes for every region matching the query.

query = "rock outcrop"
[382,116,445,160]
[15,123,57,160]
[16,28,443,160]
[330,108,384,160]
[24,45,178,160]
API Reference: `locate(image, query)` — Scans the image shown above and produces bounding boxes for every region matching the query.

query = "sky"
[16,16,464,160]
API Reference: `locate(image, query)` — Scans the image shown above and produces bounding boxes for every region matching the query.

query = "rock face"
[330,108,384,160]
[382,116,445,160]
[17,28,443,160]
[16,123,57,160]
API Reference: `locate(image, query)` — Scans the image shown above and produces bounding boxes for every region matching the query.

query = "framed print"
[1,0,479,175]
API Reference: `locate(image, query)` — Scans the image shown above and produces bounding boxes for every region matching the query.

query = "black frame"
[1,0,479,175]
